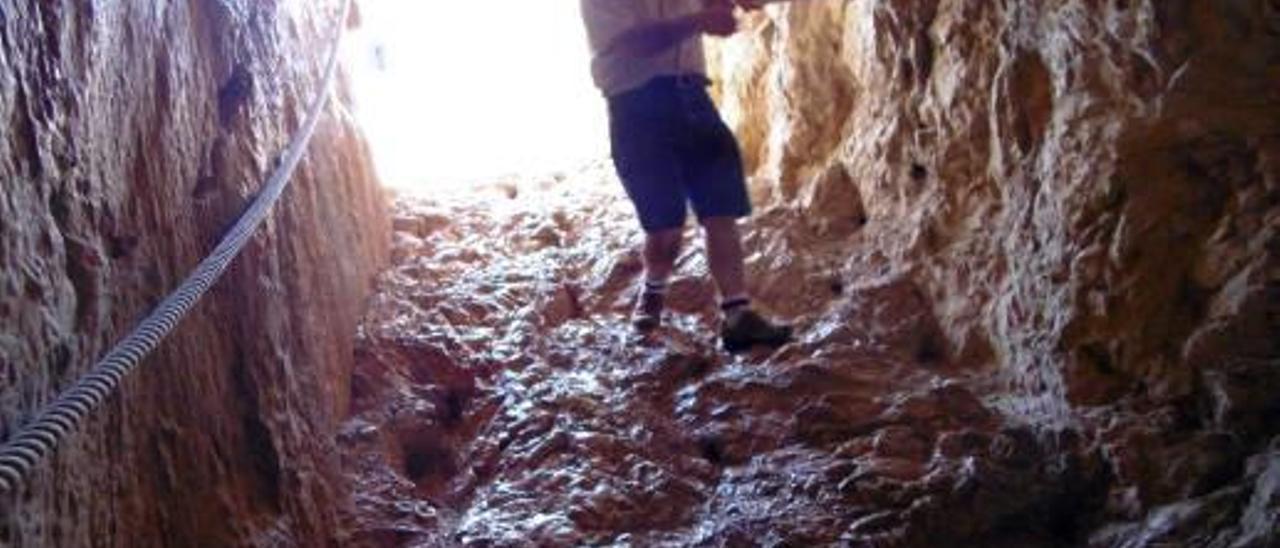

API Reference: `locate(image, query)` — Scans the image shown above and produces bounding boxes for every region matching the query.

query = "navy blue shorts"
[607,75,752,233]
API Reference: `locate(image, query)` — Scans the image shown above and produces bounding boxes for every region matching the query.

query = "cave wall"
[0,1,389,546]
[720,0,1278,419]
[716,0,1279,536]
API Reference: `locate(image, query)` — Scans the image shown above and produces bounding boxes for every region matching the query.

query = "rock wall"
[715,0,1279,542]
[0,1,389,546]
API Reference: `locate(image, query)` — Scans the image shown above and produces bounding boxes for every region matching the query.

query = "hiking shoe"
[721,309,792,353]
[633,290,665,331]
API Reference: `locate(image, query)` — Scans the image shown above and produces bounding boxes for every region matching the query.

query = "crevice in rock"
[233,351,283,512]
[697,436,726,467]
[399,432,456,491]
[217,63,253,129]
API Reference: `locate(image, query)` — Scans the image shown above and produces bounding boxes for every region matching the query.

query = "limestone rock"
[711,0,1280,543]
[0,2,389,545]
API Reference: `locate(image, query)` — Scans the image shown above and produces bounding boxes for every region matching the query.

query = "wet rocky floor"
[334,164,1270,547]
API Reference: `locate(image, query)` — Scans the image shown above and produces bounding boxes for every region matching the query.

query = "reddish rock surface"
[713,1,1280,545]
[1,1,388,546]
[4,0,1276,546]
[340,169,1093,546]
[341,1,1278,545]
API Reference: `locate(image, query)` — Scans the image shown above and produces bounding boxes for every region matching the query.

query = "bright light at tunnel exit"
[342,1,609,189]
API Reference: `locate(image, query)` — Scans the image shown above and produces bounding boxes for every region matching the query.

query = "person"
[579,0,792,353]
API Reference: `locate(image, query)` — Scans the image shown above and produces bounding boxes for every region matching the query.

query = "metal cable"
[0,0,353,494]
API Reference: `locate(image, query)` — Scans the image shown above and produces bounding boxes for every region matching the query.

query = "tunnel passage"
[336,0,1280,546]
[2,0,1277,547]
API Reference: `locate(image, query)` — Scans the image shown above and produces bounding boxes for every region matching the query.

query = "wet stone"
[335,169,1102,547]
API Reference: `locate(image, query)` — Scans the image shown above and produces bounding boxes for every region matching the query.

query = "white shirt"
[580,0,708,97]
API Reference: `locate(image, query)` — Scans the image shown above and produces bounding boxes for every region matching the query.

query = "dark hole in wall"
[24,276,43,300]
[231,350,283,510]
[400,433,457,489]
[50,342,72,380]
[217,64,253,129]
[913,29,934,85]
[698,436,725,466]
[106,232,138,260]
[63,236,99,330]
[1011,53,1053,154]
[11,87,43,178]
[404,447,447,482]
[444,389,465,425]
[193,173,218,199]
[153,55,172,119]
[899,57,915,87]
[1081,343,1116,375]
[910,163,928,181]
[349,372,372,404]
[48,187,72,227]
[915,332,945,364]
[194,137,228,199]
[684,355,713,379]
[243,414,283,510]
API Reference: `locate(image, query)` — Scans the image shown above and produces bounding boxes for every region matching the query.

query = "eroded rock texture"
[341,170,1100,546]
[714,1,1279,544]
[341,1,1278,546]
[1,1,388,546]
[717,0,1280,419]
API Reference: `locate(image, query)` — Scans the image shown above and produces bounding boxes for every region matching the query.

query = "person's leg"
[608,83,688,330]
[701,214,791,352]
[702,213,792,352]
[700,216,747,306]
[644,227,684,283]
[633,227,683,329]
[680,86,792,351]
[680,88,753,315]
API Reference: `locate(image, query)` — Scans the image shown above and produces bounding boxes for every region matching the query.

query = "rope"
[0,0,353,494]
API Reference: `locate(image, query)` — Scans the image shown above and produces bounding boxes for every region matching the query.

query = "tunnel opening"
[6,0,1278,546]
[342,1,610,191]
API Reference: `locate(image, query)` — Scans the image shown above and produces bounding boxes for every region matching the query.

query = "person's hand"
[694,6,738,37]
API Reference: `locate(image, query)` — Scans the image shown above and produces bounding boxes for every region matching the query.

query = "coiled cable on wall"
[0,0,353,494]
